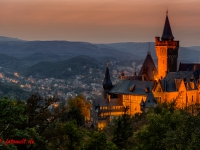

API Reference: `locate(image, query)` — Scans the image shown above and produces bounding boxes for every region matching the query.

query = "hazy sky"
[0,0,199,46]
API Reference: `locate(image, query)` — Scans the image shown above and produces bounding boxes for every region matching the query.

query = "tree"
[60,106,84,127]
[64,121,84,149]
[86,131,118,150]
[66,94,91,121]
[0,97,27,149]
[23,93,65,149]
[111,114,134,149]
[134,102,200,150]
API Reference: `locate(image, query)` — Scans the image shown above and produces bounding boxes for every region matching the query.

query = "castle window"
[137,96,141,103]
[123,95,129,101]
[111,106,115,109]
[116,106,121,109]
[101,106,107,110]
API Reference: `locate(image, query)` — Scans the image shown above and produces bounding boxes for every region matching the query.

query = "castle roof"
[138,53,157,81]
[161,12,174,41]
[109,80,154,95]
[119,75,142,80]
[178,62,200,71]
[144,91,157,108]
[160,71,198,92]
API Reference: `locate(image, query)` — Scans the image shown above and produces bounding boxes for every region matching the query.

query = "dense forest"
[1,94,200,149]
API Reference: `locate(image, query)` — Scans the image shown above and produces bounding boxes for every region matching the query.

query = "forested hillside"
[1,95,200,149]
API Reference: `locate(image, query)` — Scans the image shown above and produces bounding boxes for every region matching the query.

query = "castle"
[91,12,200,129]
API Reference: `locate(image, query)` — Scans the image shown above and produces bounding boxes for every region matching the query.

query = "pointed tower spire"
[161,10,174,41]
[103,62,112,88]
[103,62,112,99]
[147,43,151,55]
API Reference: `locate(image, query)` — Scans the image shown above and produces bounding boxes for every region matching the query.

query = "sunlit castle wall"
[155,37,179,79]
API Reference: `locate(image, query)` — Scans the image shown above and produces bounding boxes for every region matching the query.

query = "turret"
[103,63,112,99]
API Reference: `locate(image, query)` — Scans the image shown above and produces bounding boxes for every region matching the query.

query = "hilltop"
[21,55,103,79]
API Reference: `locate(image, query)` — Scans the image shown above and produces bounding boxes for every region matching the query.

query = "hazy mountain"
[186,46,200,51]
[0,41,141,63]
[178,47,200,63]
[21,52,63,65]
[96,42,156,59]
[0,53,27,70]
[0,36,24,41]
[21,55,103,79]
[97,42,200,62]
[0,36,199,70]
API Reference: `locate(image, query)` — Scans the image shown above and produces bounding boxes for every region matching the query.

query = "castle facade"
[91,12,200,129]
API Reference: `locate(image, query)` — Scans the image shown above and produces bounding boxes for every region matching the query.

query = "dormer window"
[130,85,135,92]
[145,87,149,93]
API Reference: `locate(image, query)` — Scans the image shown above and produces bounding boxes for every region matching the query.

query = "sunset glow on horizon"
[0,0,200,46]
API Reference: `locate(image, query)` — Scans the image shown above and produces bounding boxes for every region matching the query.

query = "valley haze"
[0,35,199,100]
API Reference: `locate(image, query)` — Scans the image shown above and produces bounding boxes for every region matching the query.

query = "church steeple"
[161,10,174,41]
[103,62,112,88]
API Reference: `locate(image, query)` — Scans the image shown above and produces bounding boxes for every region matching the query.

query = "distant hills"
[0,36,199,78]
[0,36,199,98]
[0,53,27,70]
[97,42,200,62]
[0,41,140,61]
[0,36,24,42]
[0,40,199,64]
[96,42,156,58]
[21,55,103,79]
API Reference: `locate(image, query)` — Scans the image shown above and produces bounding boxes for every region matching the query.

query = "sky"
[0,0,199,46]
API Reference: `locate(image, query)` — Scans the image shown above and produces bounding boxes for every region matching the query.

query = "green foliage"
[86,131,107,150]
[60,106,84,127]
[0,98,29,149]
[86,131,118,150]
[64,121,83,149]
[0,98,27,137]
[3,94,200,150]
[66,94,91,122]
[111,114,134,149]
[134,102,200,150]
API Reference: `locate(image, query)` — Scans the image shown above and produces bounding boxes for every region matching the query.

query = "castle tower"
[102,63,112,99]
[155,11,179,79]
